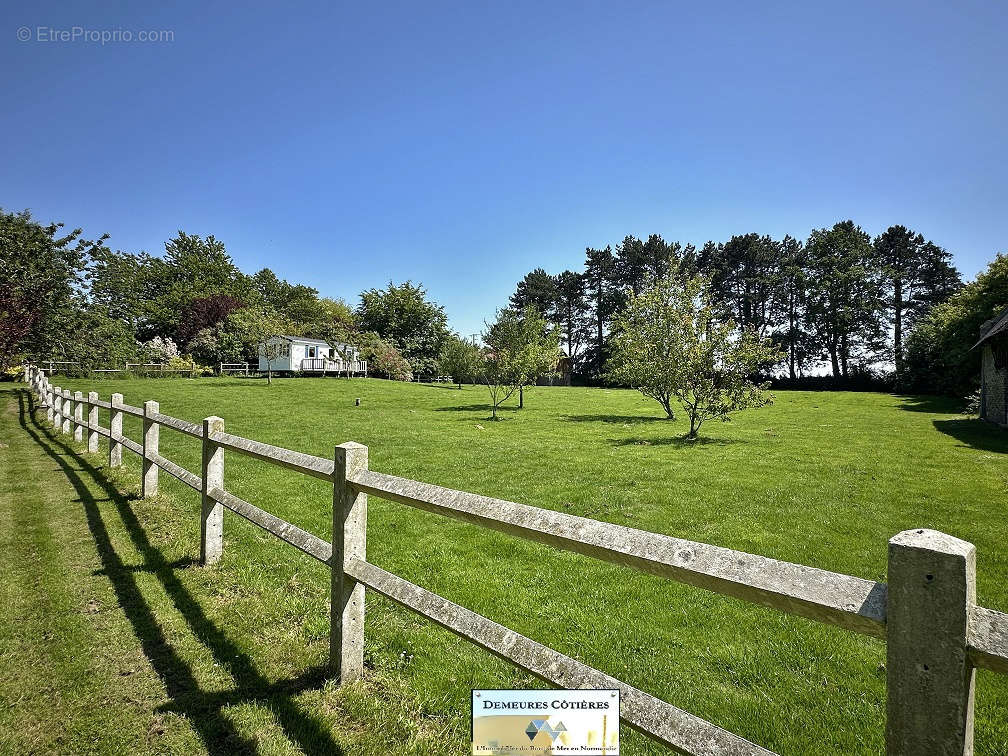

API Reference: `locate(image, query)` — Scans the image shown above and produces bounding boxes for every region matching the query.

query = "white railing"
[300,358,367,374]
[22,364,1008,755]
[219,362,253,376]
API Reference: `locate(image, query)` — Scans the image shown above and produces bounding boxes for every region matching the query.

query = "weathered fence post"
[87,391,99,453]
[61,390,71,435]
[46,382,54,424]
[332,442,368,683]
[142,400,159,497]
[109,393,123,469]
[886,529,976,755]
[53,385,62,430]
[201,416,225,565]
[73,391,84,443]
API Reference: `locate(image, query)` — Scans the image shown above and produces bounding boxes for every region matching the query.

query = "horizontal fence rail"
[21,364,1008,755]
[209,430,335,481]
[150,411,203,439]
[345,557,774,756]
[207,487,332,564]
[348,469,889,639]
[150,452,202,491]
[970,606,1008,676]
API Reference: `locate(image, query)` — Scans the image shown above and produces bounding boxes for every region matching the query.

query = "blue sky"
[4,1,1006,336]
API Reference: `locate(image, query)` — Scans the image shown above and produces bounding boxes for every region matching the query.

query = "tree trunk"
[788,299,796,380]
[689,413,699,438]
[840,332,849,378]
[660,395,675,419]
[829,344,840,377]
[893,277,904,374]
[596,306,604,376]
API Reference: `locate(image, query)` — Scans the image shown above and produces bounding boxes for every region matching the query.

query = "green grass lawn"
[2,376,1007,754]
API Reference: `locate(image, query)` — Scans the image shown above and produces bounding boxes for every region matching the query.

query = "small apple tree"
[480,307,559,419]
[608,273,781,438]
[438,333,481,388]
[230,306,295,384]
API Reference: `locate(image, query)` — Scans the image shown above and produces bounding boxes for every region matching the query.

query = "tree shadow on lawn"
[15,388,343,756]
[433,403,520,416]
[895,394,964,414]
[564,414,669,425]
[932,418,1008,454]
[609,435,739,448]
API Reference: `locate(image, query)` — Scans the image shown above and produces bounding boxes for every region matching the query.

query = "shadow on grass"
[13,388,342,756]
[610,435,739,448]
[895,394,964,414]
[564,414,670,424]
[434,403,518,414]
[932,418,1008,454]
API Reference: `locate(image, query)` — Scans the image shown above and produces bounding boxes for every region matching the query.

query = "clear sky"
[4,1,1006,336]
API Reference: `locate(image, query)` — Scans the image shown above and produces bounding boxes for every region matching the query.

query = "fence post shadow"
[15,388,344,756]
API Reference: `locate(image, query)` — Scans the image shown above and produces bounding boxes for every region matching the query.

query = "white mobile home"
[258,336,367,375]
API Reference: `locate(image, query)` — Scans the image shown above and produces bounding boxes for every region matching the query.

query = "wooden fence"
[22,364,1008,755]
[39,360,198,377]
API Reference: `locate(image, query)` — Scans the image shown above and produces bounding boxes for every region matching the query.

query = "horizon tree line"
[0,209,451,381]
[507,222,963,385]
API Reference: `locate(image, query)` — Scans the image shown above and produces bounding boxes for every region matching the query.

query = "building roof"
[973,306,1008,349]
[276,335,340,346]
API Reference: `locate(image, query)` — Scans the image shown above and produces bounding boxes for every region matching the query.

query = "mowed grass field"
[2,376,1007,755]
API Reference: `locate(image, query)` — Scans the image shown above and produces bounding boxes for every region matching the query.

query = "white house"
[258,336,367,375]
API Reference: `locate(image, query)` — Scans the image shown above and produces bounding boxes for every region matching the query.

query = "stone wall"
[981,342,1007,426]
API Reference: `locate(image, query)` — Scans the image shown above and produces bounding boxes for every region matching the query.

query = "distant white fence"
[22,364,1008,755]
[219,362,253,376]
[38,360,198,377]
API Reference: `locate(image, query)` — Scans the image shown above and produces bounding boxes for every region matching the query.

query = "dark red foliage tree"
[174,294,245,348]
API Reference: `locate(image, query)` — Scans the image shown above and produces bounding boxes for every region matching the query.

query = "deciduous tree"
[438,334,481,388]
[607,273,780,437]
[366,337,412,381]
[176,294,245,348]
[0,209,106,368]
[903,252,1008,395]
[480,307,559,419]
[229,306,296,384]
[357,281,448,377]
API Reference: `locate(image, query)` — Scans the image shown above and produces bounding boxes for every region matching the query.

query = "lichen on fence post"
[332,441,368,683]
[109,393,124,469]
[142,400,160,498]
[201,416,225,565]
[886,529,976,755]
[73,391,84,443]
[87,391,99,453]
